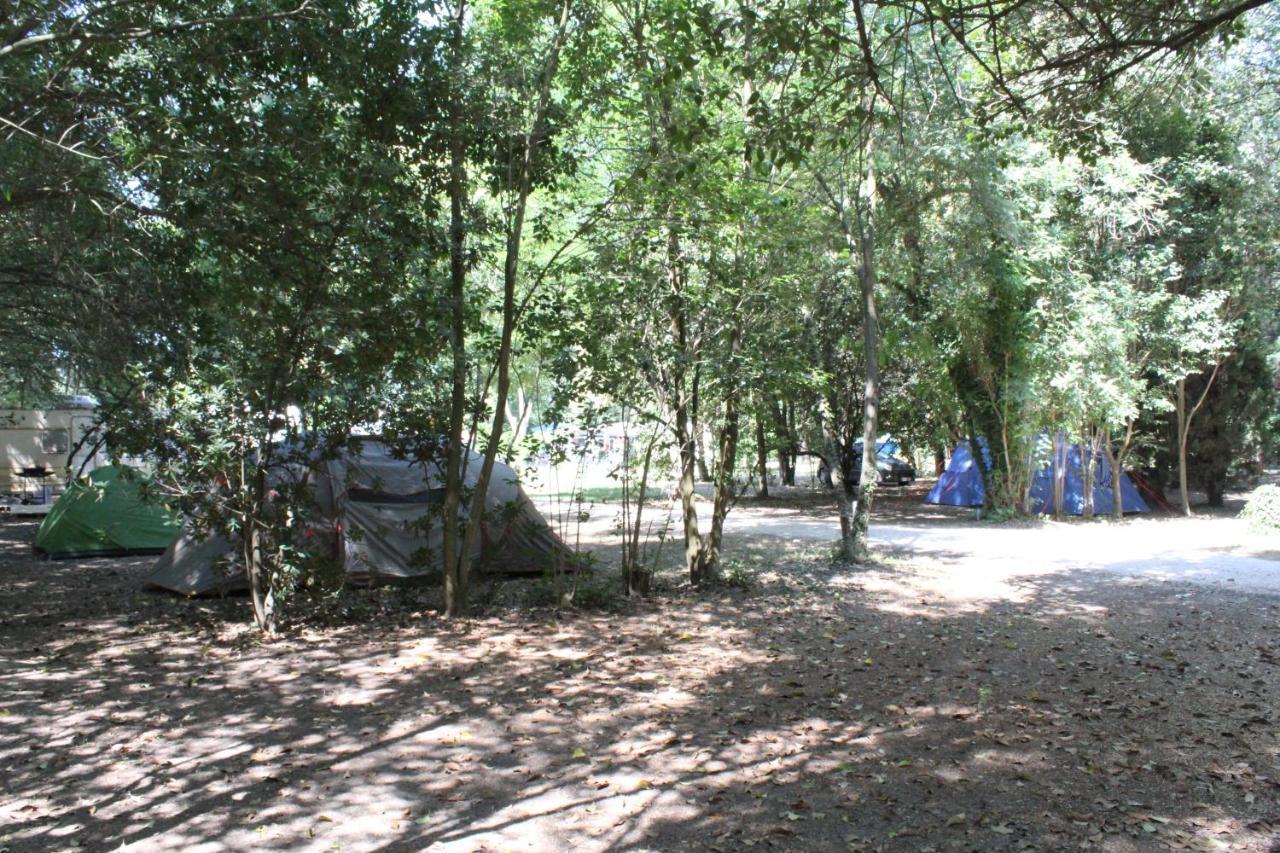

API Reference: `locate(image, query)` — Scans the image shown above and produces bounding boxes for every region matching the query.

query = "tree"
[434,0,582,616]
[106,1,442,632]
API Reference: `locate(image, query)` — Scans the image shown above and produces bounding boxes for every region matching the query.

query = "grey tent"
[146,442,577,595]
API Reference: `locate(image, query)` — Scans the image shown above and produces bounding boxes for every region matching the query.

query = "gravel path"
[715,496,1280,595]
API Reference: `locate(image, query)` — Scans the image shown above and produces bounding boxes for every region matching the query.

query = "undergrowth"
[1242,484,1280,534]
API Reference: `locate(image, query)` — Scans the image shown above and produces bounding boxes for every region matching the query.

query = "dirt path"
[717,505,1280,594]
[2,496,1279,852]
[551,481,1280,595]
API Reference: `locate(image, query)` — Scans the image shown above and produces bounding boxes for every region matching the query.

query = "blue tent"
[1025,439,1149,515]
[925,436,1149,515]
[925,439,990,507]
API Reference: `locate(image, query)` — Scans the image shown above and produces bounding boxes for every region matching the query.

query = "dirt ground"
[2,486,1279,852]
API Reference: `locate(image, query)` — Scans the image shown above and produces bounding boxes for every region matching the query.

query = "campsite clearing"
[2,491,1279,852]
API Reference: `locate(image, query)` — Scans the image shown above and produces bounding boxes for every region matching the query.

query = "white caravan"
[0,398,108,515]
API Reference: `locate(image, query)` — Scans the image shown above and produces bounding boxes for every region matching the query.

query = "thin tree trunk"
[674,396,705,582]
[1101,420,1135,520]
[704,413,738,578]
[1175,363,1221,517]
[815,127,879,562]
[440,0,469,617]
[1111,452,1123,518]
[244,522,271,631]
[456,0,572,604]
[784,402,798,485]
[704,325,741,578]
[851,167,879,563]
[771,400,794,486]
[623,426,659,596]
[1176,378,1189,516]
[244,449,275,633]
[505,385,533,448]
[1175,362,1221,517]
[1081,423,1095,519]
[755,411,769,497]
[665,222,706,583]
[692,365,711,482]
[1053,434,1066,519]
[703,28,756,580]
[836,435,858,560]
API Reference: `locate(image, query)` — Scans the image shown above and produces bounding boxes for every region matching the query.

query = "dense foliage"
[1243,484,1280,533]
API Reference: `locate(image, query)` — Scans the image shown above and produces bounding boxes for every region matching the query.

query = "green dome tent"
[34,466,181,559]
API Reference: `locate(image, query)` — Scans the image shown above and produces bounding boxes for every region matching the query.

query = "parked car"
[817,448,916,488]
[874,453,916,486]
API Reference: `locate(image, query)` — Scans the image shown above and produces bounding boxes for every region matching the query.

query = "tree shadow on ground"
[1,519,1278,852]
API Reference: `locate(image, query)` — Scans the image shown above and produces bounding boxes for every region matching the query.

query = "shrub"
[718,559,756,591]
[527,568,625,612]
[1242,485,1280,534]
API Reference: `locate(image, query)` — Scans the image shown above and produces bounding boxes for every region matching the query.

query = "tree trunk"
[1173,362,1224,517]
[622,425,659,596]
[698,19,755,582]
[441,0,470,617]
[1109,446,1123,520]
[704,313,742,580]
[244,455,275,633]
[455,0,573,603]
[704,404,738,580]
[664,221,706,583]
[674,398,705,583]
[950,363,1004,511]
[1053,435,1066,519]
[755,411,769,497]
[784,402,798,485]
[772,400,795,486]
[244,522,273,633]
[816,131,880,563]
[852,210,879,563]
[1081,424,1096,520]
[1100,424,1134,521]
[692,365,711,483]
[505,385,533,449]
[1176,378,1191,516]
[835,437,859,561]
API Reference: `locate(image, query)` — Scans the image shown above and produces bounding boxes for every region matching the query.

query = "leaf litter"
[0,500,1277,851]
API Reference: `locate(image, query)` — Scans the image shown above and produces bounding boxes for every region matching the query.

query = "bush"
[718,559,756,591]
[1242,485,1280,534]
[527,568,625,612]
[982,505,1017,523]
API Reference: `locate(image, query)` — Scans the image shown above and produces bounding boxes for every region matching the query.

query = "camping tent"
[1025,439,1149,515]
[924,436,1150,515]
[146,441,577,595]
[924,439,991,508]
[34,466,181,558]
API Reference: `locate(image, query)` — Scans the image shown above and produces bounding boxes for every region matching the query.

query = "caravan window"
[40,430,69,454]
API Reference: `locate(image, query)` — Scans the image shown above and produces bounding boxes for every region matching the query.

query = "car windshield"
[854,438,899,458]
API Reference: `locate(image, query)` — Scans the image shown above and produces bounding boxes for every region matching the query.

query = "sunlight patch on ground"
[847,562,1053,616]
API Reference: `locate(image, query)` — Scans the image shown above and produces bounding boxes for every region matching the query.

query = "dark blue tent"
[1025,439,1149,515]
[925,436,1150,515]
[925,439,989,507]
